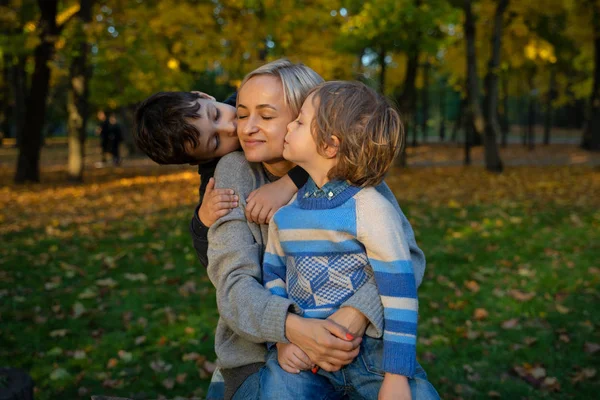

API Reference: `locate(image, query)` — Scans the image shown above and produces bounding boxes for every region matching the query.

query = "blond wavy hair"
[309,81,404,187]
[239,59,324,117]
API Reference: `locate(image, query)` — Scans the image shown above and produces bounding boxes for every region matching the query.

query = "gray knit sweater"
[207,152,388,371]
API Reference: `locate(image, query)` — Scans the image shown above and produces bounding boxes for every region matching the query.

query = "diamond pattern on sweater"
[287,253,370,310]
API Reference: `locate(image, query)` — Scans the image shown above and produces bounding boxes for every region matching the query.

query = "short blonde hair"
[310,81,404,187]
[239,59,324,117]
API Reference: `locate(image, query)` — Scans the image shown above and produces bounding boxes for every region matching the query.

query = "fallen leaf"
[118,350,132,362]
[203,360,217,374]
[509,290,535,302]
[541,376,560,391]
[135,336,146,345]
[501,318,519,329]
[584,342,600,355]
[50,368,71,380]
[176,373,188,384]
[107,358,119,368]
[474,308,489,320]
[488,391,501,397]
[96,278,118,288]
[72,302,86,319]
[162,378,175,389]
[465,280,480,293]
[555,304,569,314]
[49,329,69,338]
[185,327,195,335]
[124,272,148,282]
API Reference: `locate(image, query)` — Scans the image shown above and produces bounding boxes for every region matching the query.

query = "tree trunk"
[439,83,446,141]
[397,48,419,148]
[527,72,536,150]
[482,0,508,173]
[452,97,465,143]
[544,68,556,145]
[500,73,509,147]
[378,47,386,94]
[464,0,484,147]
[12,56,27,146]
[412,90,420,147]
[14,0,59,183]
[67,0,94,182]
[581,2,600,151]
[421,60,430,143]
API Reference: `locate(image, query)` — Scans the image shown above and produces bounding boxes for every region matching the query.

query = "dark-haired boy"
[133,91,307,267]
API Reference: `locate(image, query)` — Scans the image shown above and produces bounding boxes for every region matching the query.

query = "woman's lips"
[243,140,265,147]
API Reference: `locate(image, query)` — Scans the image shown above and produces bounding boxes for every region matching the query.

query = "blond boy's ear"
[323,135,340,158]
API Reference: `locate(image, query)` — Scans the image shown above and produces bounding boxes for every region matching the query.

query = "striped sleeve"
[356,189,418,377]
[263,217,288,299]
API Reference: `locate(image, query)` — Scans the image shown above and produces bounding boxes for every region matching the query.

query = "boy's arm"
[263,219,288,298]
[375,181,426,288]
[357,190,418,378]
[245,166,308,224]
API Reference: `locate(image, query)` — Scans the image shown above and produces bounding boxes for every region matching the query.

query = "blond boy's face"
[283,93,319,166]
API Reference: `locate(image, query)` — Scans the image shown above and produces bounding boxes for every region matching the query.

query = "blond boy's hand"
[328,306,369,338]
[198,177,238,227]
[275,343,314,374]
[379,373,411,400]
[245,175,297,225]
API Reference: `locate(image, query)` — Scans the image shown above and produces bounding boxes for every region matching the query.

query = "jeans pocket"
[359,337,386,377]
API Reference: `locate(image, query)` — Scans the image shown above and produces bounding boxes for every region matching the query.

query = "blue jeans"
[259,337,440,400]
[205,367,261,400]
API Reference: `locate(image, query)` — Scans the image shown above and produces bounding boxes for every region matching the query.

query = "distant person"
[107,113,123,165]
[95,110,110,166]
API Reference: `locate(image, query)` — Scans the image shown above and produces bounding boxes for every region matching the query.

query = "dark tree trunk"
[412,90,420,147]
[464,120,472,166]
[421,61,430,143]
[582,2,600,151]
[452,97,465,143]
[544,68,556,145]
[12,56,27,146]
[67,0,94,182]
[14,0,59,183]
[397,47,420,148]
[527,72,536,150]
[482,0,508,172]
[378,47,386,94]
[464,0,484,148]
[439,83,446,141]
[500,73,510,147]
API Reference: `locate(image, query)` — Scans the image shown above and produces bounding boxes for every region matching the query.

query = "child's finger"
[204,177,215,195]
[280,361,300,374]
[249,203,264,224]
[291,352,312,370]
[246,189,258,202]
[257,206,270,225]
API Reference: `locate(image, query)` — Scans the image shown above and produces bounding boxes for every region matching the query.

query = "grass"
[0,162,599,399]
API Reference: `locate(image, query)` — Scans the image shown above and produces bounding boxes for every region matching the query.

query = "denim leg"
[206,367,225,400]
[259,348,341,400]
[232,370,261,400]
[347,337,440,400]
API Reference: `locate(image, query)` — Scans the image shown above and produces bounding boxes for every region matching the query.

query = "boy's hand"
[379,373,411,400]
[198,177,238,227]
[245,175,297,224]
[328,307,369,338]
[275,343,314,374]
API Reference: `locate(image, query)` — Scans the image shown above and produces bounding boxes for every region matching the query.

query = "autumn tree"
[581,0,600,151]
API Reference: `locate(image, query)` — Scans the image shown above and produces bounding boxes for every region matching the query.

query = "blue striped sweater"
[263,181,418,377]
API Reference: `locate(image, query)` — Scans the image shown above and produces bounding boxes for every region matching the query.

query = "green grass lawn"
[1,172,599,399]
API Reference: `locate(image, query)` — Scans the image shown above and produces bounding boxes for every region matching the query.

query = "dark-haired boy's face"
[185,98,240,162]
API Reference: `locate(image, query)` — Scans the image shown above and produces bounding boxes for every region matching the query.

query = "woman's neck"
[262,159,295,178]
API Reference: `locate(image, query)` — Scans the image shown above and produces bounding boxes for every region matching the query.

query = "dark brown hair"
[133,92,203,164]
[309,81,404,187]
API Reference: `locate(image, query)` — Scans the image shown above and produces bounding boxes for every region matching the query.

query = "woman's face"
[236,75,295,164]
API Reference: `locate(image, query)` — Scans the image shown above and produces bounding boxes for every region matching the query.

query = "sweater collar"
[297,178,361,209]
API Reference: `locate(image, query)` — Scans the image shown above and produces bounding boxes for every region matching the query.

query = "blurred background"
[0,1,598,399]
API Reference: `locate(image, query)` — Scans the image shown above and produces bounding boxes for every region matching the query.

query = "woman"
[205,60,386,400]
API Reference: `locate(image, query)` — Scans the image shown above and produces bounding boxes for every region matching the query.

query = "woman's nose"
[242,116,258,135]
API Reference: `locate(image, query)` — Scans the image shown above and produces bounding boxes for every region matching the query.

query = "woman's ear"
[323,135,340,158]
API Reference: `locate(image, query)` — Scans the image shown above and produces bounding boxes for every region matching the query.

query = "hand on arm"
[285,314,361,372]
[245,174,297,224]
[198,177,238,227]
[327,306,369,338]
[379,373,411,400]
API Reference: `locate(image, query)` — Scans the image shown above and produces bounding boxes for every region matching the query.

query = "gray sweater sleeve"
[207,153,295,344]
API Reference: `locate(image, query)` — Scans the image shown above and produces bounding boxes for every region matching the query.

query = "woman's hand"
[327,306,369,338]
[198,178,238,227]
[275,343,314,374]
[285,314,361,372]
